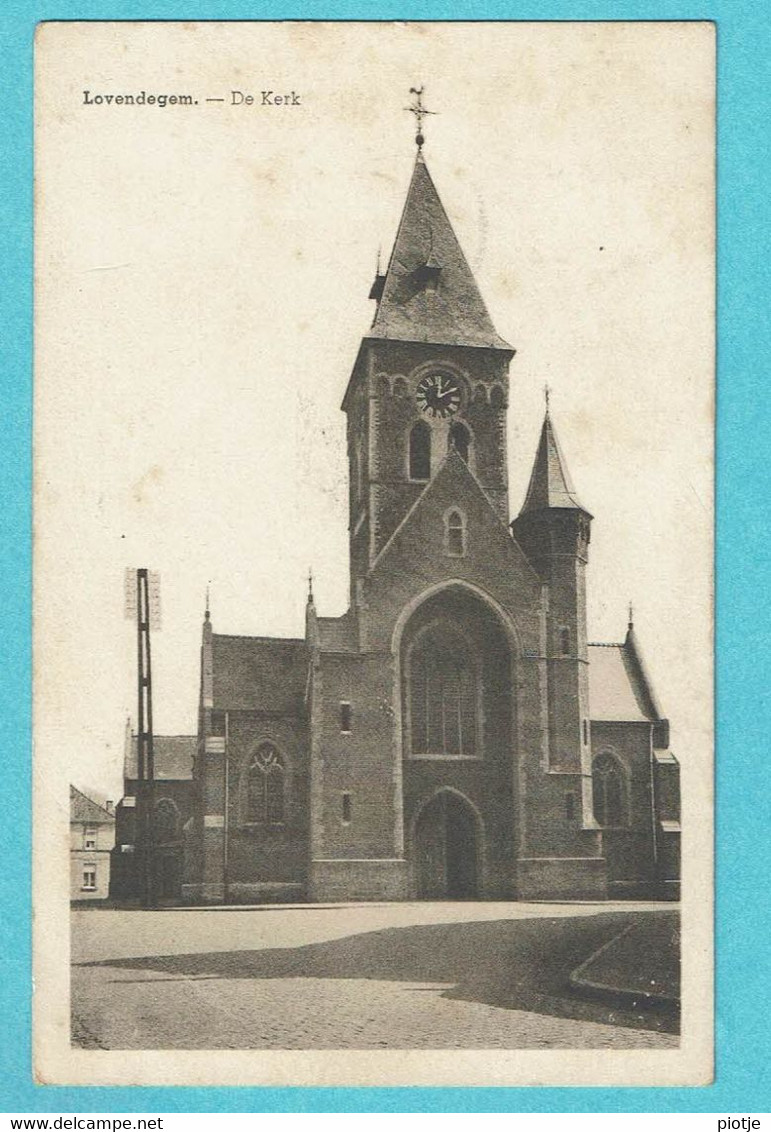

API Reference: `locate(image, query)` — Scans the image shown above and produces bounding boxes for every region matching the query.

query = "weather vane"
[405,86,436,150]
[544,383,551,413]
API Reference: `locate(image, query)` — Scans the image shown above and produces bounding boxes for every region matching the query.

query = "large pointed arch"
[391,579,522,657]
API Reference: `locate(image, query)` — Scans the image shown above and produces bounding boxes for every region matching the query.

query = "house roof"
[366,154,512,352]
[125,734,196,781]
[70,785,114,824]
[211,634,308,714]
[520,412,588,515]
[587,642,659,723]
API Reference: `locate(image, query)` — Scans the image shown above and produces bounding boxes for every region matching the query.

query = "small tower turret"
[511,410,593,810]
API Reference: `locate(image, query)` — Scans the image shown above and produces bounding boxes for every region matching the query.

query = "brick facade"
[181,147,680,905]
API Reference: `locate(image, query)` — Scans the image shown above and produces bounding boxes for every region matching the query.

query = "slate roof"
[211,634,308,714]
[366,154,512,352]
[587,643,658,723]
[520,413,588,515]
[70,785,115,824]
[317,615,358,654]
[125,735,197,781]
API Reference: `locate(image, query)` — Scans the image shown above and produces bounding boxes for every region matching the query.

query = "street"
[71,901,679,1049]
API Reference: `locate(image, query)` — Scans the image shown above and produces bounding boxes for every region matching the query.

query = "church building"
[182,122,681,906]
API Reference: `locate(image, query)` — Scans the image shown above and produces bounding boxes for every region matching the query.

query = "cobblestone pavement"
[71,902,679,1050]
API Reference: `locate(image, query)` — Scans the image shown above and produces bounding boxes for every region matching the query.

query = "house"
[70,785,115,901]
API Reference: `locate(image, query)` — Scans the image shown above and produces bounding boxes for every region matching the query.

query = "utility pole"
[125,567,161,907]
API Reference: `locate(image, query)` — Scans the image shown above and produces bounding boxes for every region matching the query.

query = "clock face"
[415,373,462,418]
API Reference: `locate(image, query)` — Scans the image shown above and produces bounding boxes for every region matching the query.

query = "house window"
[245,744,285,824]
[342,793,352,824]
[592,752,626,827]
[409,421,431,481]
[560,627,571,655]
[154,798,180,844]
[340,702,352,734]
[565,793,576,822]
[410,625,478,757]
[583,719,589,745]
[444,509,466,557]
[448,421,470,463]
[82,866,96,891]
[83,828,97,850]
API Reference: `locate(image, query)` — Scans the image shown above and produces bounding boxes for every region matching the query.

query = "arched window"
[592,753,626,827]
[409,625,478,757]
[560,627,571,655]
[444,508,467,557]
[490,384,505,410]
[245,744,285,824]
[409,421,431,481]
[154,798,179,844]
[448,421,470,463]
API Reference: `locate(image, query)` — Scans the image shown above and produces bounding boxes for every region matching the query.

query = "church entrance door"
[415,792,478,899]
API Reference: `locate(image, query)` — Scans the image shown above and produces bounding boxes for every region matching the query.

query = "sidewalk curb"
[569,924,680,1010]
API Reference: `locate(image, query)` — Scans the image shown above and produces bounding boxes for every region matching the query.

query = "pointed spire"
[367,151,512,352]
[519,412,589,515]
[305,568,319,649]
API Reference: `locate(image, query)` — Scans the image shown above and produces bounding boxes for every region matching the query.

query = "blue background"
[2,0,768,1114]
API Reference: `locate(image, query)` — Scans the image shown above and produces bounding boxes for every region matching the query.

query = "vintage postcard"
[33,21,714,1087]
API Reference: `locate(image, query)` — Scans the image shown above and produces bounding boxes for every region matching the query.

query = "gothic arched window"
[448,421,470,464]
[409,421,431,481]
[490,384,505,410]
[444,509,467,557]
[409,625,478,757]
[592,752,626,827]
[154,798,179,844]
[245,744,285,824]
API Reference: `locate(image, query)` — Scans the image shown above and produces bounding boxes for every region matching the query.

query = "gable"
[363,452,541,651]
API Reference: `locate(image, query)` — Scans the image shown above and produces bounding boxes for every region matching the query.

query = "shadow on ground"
[78,909,679,1035]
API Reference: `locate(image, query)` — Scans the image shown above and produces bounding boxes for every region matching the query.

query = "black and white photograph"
[34,21,713,1086]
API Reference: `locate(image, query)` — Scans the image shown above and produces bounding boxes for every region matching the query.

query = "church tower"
[341,144,515,608]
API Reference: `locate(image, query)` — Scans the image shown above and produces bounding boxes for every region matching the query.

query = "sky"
[34,21,714,805]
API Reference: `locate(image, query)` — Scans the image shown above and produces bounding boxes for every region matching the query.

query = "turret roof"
[519,412,589,515]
